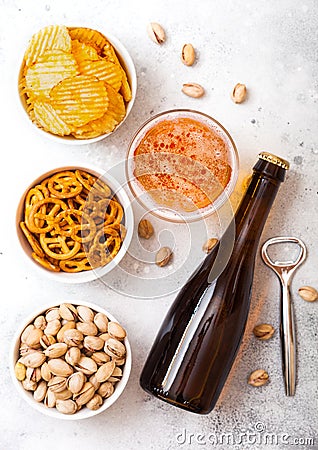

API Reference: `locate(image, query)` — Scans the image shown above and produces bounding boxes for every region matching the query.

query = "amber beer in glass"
[140,152,289,414]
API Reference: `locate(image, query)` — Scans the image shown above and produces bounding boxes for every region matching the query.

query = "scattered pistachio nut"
[231,83,247,104]
[138,219,154,239]
[298,286,318,302]
[253,323,275,340]
[182,82,205,98]
[147,22,165,44]
[15,303,128,415]
[181,43,196,66]
[155,246,173,267]
[202,238,218,254]
[248,369,269,387]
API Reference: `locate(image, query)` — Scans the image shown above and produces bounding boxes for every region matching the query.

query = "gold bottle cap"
[258,152,290,170]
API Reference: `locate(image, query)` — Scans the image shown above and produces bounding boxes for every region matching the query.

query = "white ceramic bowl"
[10,300,132,420]
[18,27,137,145]
[16,164,134,283]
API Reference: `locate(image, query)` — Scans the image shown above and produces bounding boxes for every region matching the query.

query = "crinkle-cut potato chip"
[24,25,71,67]
[71,39,99,63]
[33,101,73,136]
[50,75,109,127]
[68,27,108,54]
[73,83,125,139]
[25,50,78,98]
[102,42,132,102]
[102,41,120,64]
[119,69,132,102]
[77,59,122,91]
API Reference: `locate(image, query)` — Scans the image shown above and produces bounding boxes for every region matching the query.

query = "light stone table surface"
[0,0,317,449]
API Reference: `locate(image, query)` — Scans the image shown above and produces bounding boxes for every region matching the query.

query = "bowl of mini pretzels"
[16,165,134,283]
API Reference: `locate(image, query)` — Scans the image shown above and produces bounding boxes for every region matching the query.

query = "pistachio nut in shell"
[22,378,37,391]
[54,388,73,400]
[202,238,218,254]
[45,307,60,322]
[57,321,75,342]
[40,334,56,349]
[56,399,77,415]
[48,376,68,393]
[108,322,126,341]
[44,319,61,336]
[63,328,84,346]
[147,22,165,44]
[93,312,108,333]
[91,352,110,365]
[74,382,95,406]
[41,362,52,381]
[181,43,196,66]
[77,305,94,323]
[104,338,126,359]
[253,323,275,340]
[20,351,46,368]
[181,83,205,98]
[65,346,81,366]
[298,286,318,302]
[231,83,247,104]
[86,394,103,411]
[67,371,86,394]
[21,324,35,343]
[138,219,154,239]
[25,328,43,348]
[19,343,36,357]
[76,321,98,336]
[95,360,116,383]
[15,362,26,381]
[34,315,47,330]
[75,356,97,376]
[47,358,73,377]
[33,381,47,402]
[84,335,104,352]
[98,381,114,398]
[44,389,56,408]
[155,246,173,267]
[59,303,78,321]
[26,366,42,383]
[89,374,101,390]
[248,369,269,387]
[44,342,68,358]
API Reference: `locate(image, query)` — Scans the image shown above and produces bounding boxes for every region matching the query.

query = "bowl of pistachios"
[10,301,131,420]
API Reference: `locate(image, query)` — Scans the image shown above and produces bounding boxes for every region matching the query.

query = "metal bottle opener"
[261,237,307,396]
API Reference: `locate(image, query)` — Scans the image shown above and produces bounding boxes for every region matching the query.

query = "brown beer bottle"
[140,152,289,414]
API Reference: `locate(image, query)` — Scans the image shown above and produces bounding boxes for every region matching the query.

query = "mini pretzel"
[87,199,123,226]
[75,169,111,197]
[40,234,81,260]
[87,226,122,267]
[54,209,96,243]
[21,169,125,273]
[59,252,91,272]
[48,171,83,199]
[31,252,60,272]
[20,222,44,257]
[27,198,68,233]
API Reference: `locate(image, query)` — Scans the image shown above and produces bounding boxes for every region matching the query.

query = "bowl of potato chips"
[18,25,137,143]
[16,165,134,282]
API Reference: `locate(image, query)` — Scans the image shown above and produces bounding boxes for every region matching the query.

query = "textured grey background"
[0,0,317,449]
